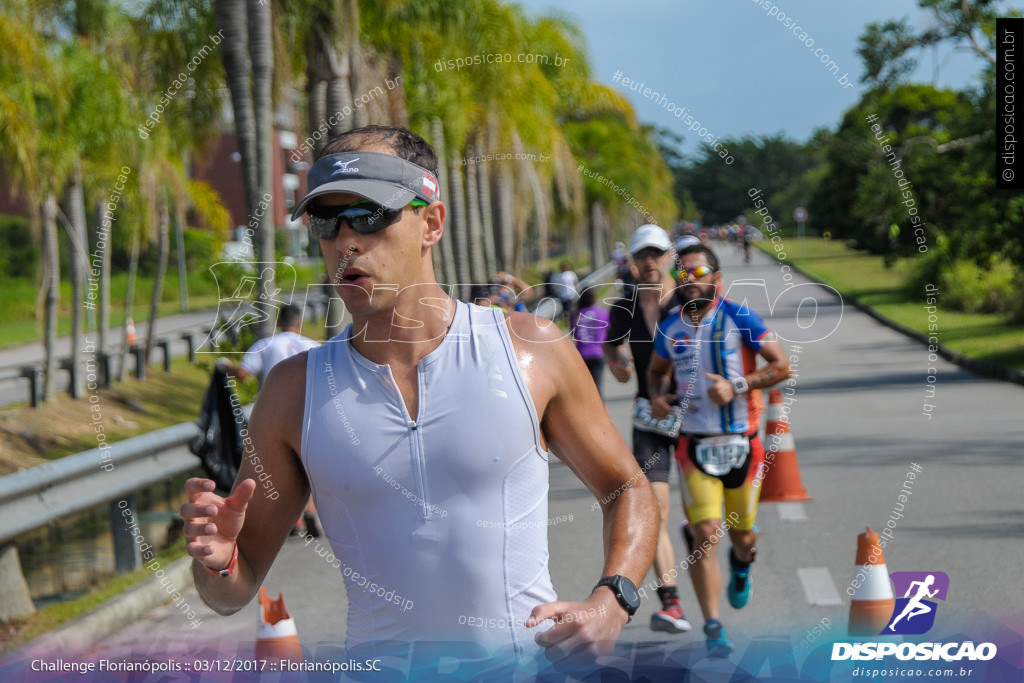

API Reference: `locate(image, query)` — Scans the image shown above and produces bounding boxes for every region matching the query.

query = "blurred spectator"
[553,261,579,320]
[571,288,610,398]
[471,285,501,308]
[612,241,628,265]
[470,273,536,312]
[216,304,318,385]
[613,241,636,295]
[492,271,533,311]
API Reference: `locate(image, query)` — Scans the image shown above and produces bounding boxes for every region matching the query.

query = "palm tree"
[335,0,677,282]
[250,0,275,338]
[63,162,88,397]
[493,161,515,272]
[447,156,471,289]
[464,141,488,284]
[0,4,79,401]
[214,0,276,339]
[298,0,373,158]
[116,230,141,381]
[58,27,136,389]
[132,0,233,358]
[430,117,457,285]
[475,130,497,278]
[144,198,171,370]
[41,195,61,400]
[53,0,132,365]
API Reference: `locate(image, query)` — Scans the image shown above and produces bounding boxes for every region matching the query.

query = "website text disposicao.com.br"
[434,51,570,72]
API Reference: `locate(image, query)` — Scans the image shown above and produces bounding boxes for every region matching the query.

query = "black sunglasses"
[308,199,428,239]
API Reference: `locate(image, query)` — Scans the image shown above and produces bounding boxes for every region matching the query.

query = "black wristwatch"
[593,575,641,621]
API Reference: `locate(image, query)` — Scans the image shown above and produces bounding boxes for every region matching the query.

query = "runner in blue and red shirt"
[647,243,791,657]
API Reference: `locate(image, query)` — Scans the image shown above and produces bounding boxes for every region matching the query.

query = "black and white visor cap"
[290,152,440,221]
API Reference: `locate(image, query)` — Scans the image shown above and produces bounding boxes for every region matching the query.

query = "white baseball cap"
[629,224,672,255]
[676,236,700,251]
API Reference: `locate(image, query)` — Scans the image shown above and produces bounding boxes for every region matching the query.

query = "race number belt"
[633,397,682,438]
[693,434,750,476]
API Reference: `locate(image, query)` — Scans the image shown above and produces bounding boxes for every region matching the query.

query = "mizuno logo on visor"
[333,158,360,174]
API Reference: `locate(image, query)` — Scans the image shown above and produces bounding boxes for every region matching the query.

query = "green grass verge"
[0,263,320,350]
[0,272,214,348]
[0,538,188,656]
[757,239,1024,371]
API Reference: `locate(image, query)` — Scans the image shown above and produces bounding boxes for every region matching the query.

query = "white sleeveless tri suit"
[301,301,556,655]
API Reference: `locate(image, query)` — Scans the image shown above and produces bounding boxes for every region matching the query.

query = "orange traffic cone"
[255,587,302,662]
[126,318,137,346]
[848,528,895,636]
[758,389,811,502]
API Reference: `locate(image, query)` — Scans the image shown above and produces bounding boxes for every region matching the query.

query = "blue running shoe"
[728,567,751,609]
[703,619,733,657]
[728,547,753,609]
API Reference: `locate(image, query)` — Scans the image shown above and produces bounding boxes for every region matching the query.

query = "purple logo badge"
[883,571,949,635]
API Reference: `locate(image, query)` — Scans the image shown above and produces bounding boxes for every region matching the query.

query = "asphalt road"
[14,245,1024,679]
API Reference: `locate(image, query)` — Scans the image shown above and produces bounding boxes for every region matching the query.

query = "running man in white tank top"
[181,126,657,671]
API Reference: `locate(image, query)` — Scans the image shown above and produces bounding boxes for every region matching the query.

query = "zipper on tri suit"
[408,418,432,521]
[383,362,433,522]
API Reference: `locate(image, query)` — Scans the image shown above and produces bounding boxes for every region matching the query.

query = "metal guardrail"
[0,397,257,622]
[0,326,210,409]
[0,422,202,546]
[0,398,256,547]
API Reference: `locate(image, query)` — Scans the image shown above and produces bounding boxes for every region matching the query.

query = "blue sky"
[517,0,990,157]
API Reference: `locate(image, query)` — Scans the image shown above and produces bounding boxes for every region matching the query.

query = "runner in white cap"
[604,224,693,634]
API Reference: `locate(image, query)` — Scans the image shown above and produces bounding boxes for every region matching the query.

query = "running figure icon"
[888,574,939,631]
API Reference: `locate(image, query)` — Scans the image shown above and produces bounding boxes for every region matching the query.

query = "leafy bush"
[180,228,223,272]
[938,257,1017,314]
[905,235,950,298]
[0,214,38,278]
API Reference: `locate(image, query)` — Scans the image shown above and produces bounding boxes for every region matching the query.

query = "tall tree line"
[0,0,682,401]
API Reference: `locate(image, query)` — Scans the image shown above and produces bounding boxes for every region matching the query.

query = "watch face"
[617,577,641,611]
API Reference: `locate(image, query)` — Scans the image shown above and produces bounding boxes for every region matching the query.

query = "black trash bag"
[189,369,245,493]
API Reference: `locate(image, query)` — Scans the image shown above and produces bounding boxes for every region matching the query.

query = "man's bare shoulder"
[504,311,571,347]
[251,351,310,432]
[504,311,583,394]
[263,350,310,388]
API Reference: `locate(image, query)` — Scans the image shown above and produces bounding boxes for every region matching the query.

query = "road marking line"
[777,502,807,520]
[798,567,843,606]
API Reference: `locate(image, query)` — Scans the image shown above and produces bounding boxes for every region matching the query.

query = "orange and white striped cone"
[126,318,137,346]
[255,587,302,662]
[759,389,811,502]
[848,527,895,636]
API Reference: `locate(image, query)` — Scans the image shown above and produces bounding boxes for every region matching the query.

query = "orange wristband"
[204,543,238,578]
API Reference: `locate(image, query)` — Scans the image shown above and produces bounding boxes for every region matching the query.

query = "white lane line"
[777,502,807,521]
[798,567,843,606]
